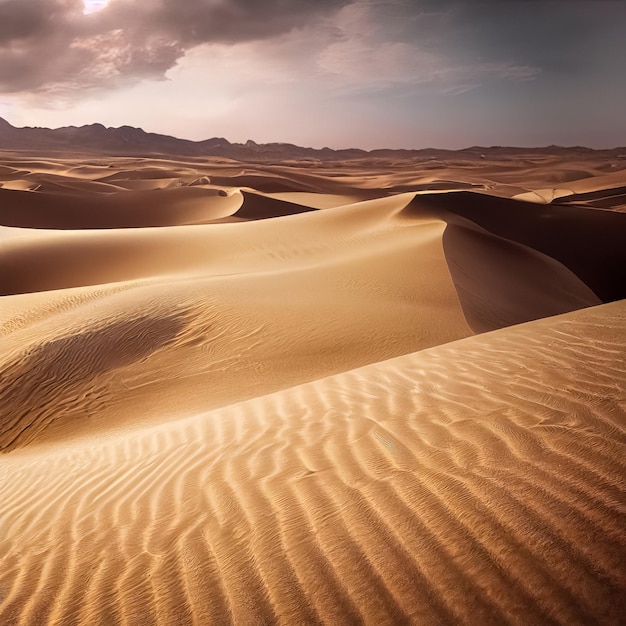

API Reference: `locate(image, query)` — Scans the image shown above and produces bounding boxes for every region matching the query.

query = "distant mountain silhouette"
[0,117,623,162]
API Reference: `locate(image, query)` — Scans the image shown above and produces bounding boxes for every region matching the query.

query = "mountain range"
[1,116,624,162]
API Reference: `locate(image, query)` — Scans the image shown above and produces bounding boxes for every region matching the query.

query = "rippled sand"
[1,153,625,624]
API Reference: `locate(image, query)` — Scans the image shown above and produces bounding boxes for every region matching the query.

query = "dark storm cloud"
[101,0,346,46]
[0,0,74,42]
[0,0,87,92]
[445,0,626,63]
[379,0,626,68]
[1,0,624,100]
[0,0,349,93]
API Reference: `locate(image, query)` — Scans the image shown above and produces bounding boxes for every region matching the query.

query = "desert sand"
[1,150,625,624]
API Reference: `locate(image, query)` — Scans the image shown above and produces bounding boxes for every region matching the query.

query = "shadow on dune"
[440,215,600,333]
[399,191,623,333]
[233,191,318,220]
[0,187,241,229]
[0,313,187,452]
[418,191,626,304]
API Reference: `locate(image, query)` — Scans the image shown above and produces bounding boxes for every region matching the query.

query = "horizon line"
[1,115,625,153]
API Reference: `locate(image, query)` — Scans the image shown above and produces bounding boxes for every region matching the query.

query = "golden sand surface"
[1,152,625,624]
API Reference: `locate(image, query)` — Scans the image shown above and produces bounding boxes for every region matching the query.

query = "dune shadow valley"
[1,140,626,626]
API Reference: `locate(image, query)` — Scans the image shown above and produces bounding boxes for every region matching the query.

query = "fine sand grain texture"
[1,302,625,625]
[1,152,625,625]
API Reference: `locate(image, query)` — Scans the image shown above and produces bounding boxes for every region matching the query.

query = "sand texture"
[1,151,625,625]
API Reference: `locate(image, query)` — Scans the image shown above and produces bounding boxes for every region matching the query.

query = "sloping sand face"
[1,152,625,624]
[0,302,624,625]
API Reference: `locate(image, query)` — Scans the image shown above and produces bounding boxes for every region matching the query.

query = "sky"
[0,0,625,149]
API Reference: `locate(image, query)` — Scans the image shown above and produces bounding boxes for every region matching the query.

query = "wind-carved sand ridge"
[1,151,625,624]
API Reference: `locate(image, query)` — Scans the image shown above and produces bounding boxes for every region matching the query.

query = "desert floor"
[1,151,625,624]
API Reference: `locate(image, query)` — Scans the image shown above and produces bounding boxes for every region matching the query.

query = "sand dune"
[0,187,243,229]
[437,212,599,332]
[233,190,318,220]
[1,152,625,624]
[1,301,624,624]
[514,169,626,211]
[417,191,626,303]
[0,194,474,445]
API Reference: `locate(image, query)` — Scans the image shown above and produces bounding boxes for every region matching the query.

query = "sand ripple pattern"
[0,312,187,452]
[1,302,625,625]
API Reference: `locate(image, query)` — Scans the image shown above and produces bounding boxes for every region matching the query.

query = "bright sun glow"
[83,0,109,15]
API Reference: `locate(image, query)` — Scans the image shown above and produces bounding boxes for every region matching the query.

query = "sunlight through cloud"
[83,0,109,15]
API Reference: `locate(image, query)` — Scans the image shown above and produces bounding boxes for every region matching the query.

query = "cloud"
[160,1,540,104]
[315,1,539,93]
[100,0,347,46]
[7,0,603,102]
[0,0,349,94]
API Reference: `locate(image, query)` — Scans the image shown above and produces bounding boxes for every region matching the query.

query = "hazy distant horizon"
[4,114,626,153]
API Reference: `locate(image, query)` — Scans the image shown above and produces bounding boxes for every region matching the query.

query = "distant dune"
[1,150,625,624]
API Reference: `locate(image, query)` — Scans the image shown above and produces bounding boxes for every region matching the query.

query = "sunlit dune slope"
[514,169,626,209]
[1,301,624,625]
[0,193,474,448]
[1,182,609,448]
